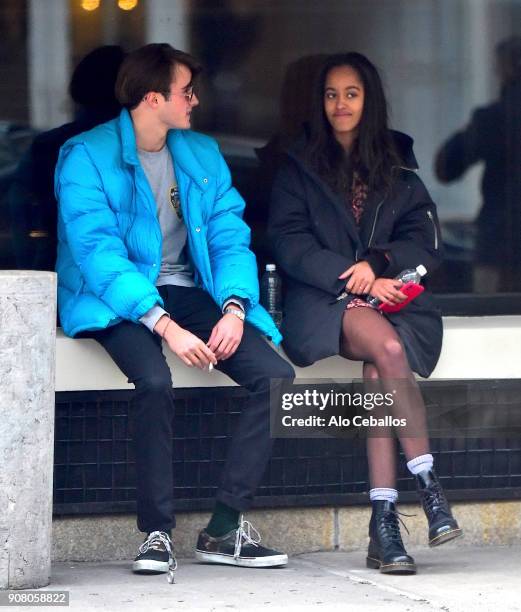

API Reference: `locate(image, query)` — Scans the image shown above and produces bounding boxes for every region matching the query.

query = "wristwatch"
[224,307,245,321]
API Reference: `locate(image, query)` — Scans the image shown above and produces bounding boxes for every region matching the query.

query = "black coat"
[268,136,443,378]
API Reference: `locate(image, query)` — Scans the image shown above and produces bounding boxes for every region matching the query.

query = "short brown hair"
[115,43,202,110]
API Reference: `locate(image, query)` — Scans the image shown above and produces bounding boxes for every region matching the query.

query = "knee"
[135,372,173,397]
[376,339,407,369]
[273,358,296,382]
[269,356,295,384]
[251,357,295,393]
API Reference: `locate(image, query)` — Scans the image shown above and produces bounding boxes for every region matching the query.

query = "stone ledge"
[52,500,521,562]
[56,316,521,391]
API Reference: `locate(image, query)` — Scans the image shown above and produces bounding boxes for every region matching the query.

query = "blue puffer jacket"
[55,109,282,344]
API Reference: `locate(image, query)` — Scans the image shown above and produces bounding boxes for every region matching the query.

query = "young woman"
[268,52,462,574]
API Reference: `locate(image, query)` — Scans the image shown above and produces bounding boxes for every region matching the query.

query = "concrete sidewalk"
[10,544,520,612]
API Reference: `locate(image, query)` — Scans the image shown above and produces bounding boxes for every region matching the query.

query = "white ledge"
[55,316,521,391]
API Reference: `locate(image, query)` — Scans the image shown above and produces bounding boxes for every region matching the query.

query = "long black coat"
[268,138,443,378]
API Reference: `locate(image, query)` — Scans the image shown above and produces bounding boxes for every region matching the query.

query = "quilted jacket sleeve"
[56,143,162,322]
[206,148,259,309]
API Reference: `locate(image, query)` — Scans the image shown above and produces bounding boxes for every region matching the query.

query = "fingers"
[346,275,373,294]
[338,265,355,280]
[212,335,241,360]
[373,282,406,304]
[207,326,230,356]
[218,338,240,360]
[207,326,218,349]
[181,339,217,369]
[387,282,407,303]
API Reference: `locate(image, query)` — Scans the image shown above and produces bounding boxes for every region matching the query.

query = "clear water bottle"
[366,264,427,307]
[260,263,283,328]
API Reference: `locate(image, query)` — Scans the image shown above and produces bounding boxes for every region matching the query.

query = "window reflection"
[435,36,521,293]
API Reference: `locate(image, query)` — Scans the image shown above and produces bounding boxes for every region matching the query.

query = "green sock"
[206,502,240,537]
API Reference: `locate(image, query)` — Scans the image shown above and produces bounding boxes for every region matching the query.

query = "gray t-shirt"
[138,146,194,331]
[137,146,195,287]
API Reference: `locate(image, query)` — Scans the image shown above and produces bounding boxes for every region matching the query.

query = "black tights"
[340,307,430,490]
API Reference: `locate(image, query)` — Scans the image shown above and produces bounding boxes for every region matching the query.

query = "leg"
[164,286,295,512]
[363,362,416,574]
[215,323,295,510]
[363,363,397,490]
[198,331,293,567]
[87,322,175,534]
[342,309,462,547]
[163,286,294,567]
[340,307,430,460]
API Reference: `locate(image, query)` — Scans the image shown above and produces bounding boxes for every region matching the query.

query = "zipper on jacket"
[367,199,385,247]
[426,209,439,250]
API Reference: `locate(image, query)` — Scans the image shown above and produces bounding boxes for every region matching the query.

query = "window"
[1,0,520,313]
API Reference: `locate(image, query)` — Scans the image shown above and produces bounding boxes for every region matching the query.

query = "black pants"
[86,285,295,533]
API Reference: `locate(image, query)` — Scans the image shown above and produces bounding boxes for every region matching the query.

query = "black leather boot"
[366,500,416,574]
[416,469,463,547]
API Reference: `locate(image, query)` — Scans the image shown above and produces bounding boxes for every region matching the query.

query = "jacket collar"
[167,130,210,192]
[119,109,210,192]
[119,109,140,166]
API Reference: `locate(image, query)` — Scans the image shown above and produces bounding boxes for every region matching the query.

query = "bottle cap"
[416,264,427,277]
[266,263,276,272]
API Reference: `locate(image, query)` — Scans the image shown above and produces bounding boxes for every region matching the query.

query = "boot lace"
[420,481,449,517]
[234,515,262,559]
[377,508,412,543]
[139,531,177,584]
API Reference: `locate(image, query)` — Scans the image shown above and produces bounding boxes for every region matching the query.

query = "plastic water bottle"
[260,263,283,328]
[366,264,427,307]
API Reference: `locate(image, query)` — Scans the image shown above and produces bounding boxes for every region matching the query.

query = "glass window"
[0,0,520,311]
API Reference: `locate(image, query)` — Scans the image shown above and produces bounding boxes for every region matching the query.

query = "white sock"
[369,488,398,503]
[407,453,434,475]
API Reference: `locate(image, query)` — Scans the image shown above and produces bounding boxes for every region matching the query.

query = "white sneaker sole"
[132,559,169,574]
[195,550,288,568]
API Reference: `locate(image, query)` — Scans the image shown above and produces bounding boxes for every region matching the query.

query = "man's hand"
[339,261,376,295]
[369,278,408,305]
[207,313,244,360]
[154,315,217,369]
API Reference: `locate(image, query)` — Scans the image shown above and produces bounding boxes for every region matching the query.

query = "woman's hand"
[368,278,408,305]
[339,261,375,295]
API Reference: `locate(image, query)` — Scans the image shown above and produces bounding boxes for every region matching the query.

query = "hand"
[207,313,244,361]
[155,316,217,369]
[338,261,375,295]
[369,278,408,305]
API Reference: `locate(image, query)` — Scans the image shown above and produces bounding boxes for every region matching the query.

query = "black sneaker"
[133,531,177,580]
[195,517,288,568]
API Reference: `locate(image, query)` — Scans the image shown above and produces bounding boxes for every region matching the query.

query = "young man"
[55,43,294,578]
